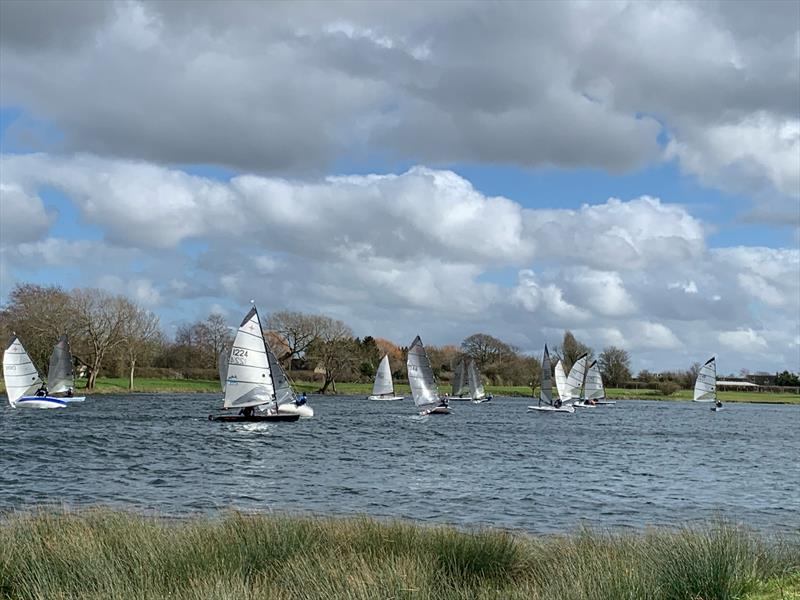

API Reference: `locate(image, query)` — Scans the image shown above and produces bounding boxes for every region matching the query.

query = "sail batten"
[372,355,395,396]
[540,345,553,405]
[693,356,717,402]
[584,360,605,400]
[3,337,43,406]
[223,307,276,408]
[407,335,439,408]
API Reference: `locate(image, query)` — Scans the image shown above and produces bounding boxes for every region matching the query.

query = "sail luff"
[693,356,717,402]
[540,345,553,405]
[407,335,439,408]
[47,334,74,394]
[3,337,43,405]
[222,306,276,409]
[584,360,605,400]
[565,354,589,400]
[372,354,394,396]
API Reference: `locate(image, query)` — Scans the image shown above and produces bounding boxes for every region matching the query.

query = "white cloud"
[668,280,699,294]
[718,328,769,352]
[632,321,682,350]
[0,183,55,244]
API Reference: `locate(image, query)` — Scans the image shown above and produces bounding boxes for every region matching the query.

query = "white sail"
[451,358,469,397]
[222,307,276,409]
[266,342,296,407]
[693,357,716,402]
[554,360,568,400]
[540,345,553,405]
[565,353,589,400]
[3,337,43,406]
[584,360,605,400]
[371,354,395,397]
[47,334,74,394]
[407,335,439,408]
[467,359,485,400]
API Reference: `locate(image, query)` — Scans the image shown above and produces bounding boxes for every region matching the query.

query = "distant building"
[747,372,776,386]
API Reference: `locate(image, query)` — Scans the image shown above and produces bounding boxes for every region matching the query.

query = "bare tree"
[266,311,326,368]
[554,331,593,373]
[70,289,129,389]
[598,346,632,387]
[0,283,77,370]
[306,317,355,393]
[120,301,163,389]
[461,333,516,369]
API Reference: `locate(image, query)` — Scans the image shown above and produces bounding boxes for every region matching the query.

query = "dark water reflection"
[1,395,798,534]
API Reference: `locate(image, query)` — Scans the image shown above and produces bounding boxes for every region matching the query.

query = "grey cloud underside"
[2,0,796,204]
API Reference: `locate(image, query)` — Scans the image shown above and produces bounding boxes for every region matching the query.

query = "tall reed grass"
[0,510,797,600]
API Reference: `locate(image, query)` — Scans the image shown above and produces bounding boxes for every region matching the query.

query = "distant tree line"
[2,283,797,393]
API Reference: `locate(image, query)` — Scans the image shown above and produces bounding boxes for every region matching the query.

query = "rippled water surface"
[1,394,798,534]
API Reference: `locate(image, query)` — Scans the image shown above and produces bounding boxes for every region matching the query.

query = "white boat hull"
[527,404,575,413]
[572,401,598,408]
[14,396,69,409]
[61,396,86,403]
[595,400,615,405]
[711,406,723,411]
[421,405,450,415]
[367,395,405,401]
[277,403,314,418]
[472,397,492,404]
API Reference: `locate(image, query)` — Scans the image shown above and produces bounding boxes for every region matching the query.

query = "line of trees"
[3,283,796,393]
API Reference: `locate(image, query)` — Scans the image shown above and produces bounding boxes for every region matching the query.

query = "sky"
[0,0,798,374]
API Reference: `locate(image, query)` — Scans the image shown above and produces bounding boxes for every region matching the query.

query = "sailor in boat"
[34,384,49,397]
[66,387,74,398]
[553,397,563,409]
[238,406,255,418]
[296,392,308,406]
[715,400,723,410]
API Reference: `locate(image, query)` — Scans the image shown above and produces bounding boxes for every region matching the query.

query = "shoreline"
[1,509,797,600]
[1,377,799,404]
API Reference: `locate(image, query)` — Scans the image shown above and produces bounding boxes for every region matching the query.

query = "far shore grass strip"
[0,510,797,600]
[0,377,799,403]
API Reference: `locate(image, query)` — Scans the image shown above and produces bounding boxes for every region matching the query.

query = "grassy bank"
[0,510,797,600]
[1,378,798,404]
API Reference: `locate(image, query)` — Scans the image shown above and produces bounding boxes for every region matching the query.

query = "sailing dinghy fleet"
[1,308,727,417]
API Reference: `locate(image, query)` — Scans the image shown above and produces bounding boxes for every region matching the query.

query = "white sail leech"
[693,357,717,402]
[554,360,568,401]
[467,359,485,400]
[47,335,74,394]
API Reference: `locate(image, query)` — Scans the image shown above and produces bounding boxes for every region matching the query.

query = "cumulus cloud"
[0,183,55,244]
[1,154,798,372]
[1,0,796,218]
[718,328,769,352]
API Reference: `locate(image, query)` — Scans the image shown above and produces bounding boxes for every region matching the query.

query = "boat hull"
[527,405,575,413]
[420,406,450,415]
[595,400,616,405]
[209,413,300,423]
[571,401,598,408]
[367,395,405,401]
[14,396,68,409]
[277,403,314,418]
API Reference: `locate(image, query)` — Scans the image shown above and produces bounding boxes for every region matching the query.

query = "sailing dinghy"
[46,335,85,403]
[407,335,450,415]
[3,336,69,408]
[367,354,404,400]
[565,354,596,408]
[267,342,314,418]
[447,358,471,400]
[468,359,492,403]
[209,306,300,422]
[582,360,615,406]
[528,345,575,413]
[693,356,722,411]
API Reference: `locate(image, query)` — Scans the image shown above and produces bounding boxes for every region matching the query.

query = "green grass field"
[0,510,797,600]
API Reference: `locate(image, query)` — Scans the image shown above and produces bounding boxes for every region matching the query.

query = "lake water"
[1,394,798,535]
